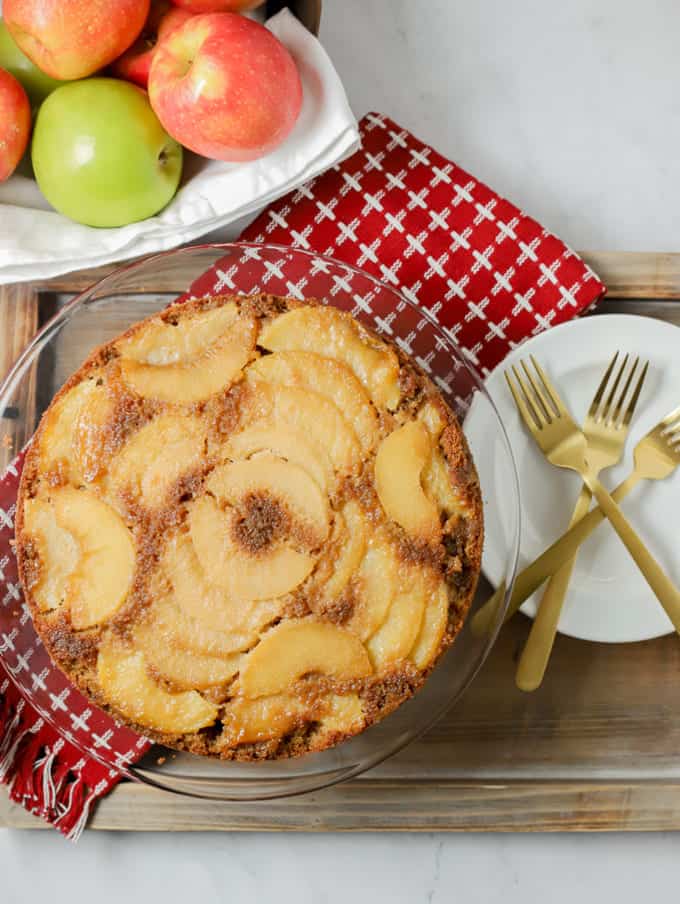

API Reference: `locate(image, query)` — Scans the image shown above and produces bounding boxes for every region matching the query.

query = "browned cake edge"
[15,292,484,761]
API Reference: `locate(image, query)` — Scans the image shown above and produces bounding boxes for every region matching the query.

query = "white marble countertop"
[3,0,680,898]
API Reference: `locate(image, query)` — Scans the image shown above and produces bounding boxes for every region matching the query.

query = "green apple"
[32,78,183,228]
[0,19,65,107]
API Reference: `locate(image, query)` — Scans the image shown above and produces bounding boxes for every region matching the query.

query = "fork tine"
[601,353,629,424]
[662,405,680,428]
[621,361,649,428]
[613,356,639,424]
[505,369,541,431]
[587,352,618,418]
[511,365,547,427]
[529,356,568,416]
[520,359,553,423]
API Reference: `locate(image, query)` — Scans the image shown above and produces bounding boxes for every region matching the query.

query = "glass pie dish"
[0,243,520,801]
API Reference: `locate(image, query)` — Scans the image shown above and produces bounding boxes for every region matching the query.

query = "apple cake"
[15,295,483,760]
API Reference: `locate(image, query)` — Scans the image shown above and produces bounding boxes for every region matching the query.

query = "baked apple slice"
[259,306,400,410]
[313,501,368,605]
[366,566,428,669]
[146,594,256,658]
[248,351,379,453]
[190,457,330,599]
[97,640,217,733]
[317,694,365,736]
[164,531,281,633]
[239,620,372,697]
[38,377,113,484]
[374,421,440,542]
[244,382,362,477]
[347,536,398,641]
[225,425,331,493]
[117,304,238,364]
[417,399,446,439]
[190,495,315,600]
[222,693,311,744]
[206,456,329,539]
[23,487,135,629]
[133,620,242,691]
[422,450,463,518]
[21,498,79,613]
[107,412,207,509]
[222,691,365,745]
[409,580,449,669]
[119,303,256,402]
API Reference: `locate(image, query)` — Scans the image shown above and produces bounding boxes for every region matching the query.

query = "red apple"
[112,2,193,89]
[4,0,151,80]
[170,0,262,11]
[149,13,302,162]
[0,67,30,181]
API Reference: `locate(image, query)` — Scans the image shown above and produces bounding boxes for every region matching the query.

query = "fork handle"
[583,475,680,635]
[471,472,642,637]
[515,483,593,691]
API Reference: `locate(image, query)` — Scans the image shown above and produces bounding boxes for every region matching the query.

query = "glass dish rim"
[0,241,521,800]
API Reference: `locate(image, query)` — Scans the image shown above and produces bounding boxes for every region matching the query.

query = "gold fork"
[473,405,680,635]
[498,361,680,633]
[516,353,647,691]
[472,405,680,635]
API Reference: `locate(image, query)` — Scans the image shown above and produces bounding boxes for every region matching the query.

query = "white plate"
[465,314,680,643]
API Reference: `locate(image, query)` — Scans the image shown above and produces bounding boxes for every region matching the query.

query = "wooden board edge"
[0,284,40,468]
[580,251,680,299]
[29,251,680,300]
[4,779,680,833]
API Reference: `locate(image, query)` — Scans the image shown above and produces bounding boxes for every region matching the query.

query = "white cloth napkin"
[0,9,359,285]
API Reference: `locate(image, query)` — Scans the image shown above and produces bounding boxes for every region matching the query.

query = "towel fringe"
[7,730,44,804]
[33,738,65,813]
[0,698,27,781]
[0,683,93,841]
[64,779,108,842]
[0,691,23,753]
[52,771,87,839]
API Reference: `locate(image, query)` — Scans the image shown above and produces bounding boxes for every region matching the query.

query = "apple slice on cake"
[259,306,401,411]
[23,487,135,629]
[374,420,441,542]
[248,351,380,454]
[37,377,114,485]
[98,640,217,733]
[133,619,242,691]
[189,456,330,600]
[242,381,362,478]
[118,302,256,402]
[239,620,372,698]
[107,412,207,510]
[163,530,283,636]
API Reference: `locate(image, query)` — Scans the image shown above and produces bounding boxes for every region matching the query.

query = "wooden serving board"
[2,250,680,833]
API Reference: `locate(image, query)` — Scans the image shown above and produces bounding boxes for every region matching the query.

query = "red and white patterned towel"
[241,113,604,373]
[0,112,605,839]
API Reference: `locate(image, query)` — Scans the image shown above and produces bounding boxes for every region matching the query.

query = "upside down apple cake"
[16,295,483,760]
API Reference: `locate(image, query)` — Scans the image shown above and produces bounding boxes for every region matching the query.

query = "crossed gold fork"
[472,366,680,642]
[514,353,647,691]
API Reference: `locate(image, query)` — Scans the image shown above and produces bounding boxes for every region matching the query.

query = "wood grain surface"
[32,251,680,299]
[1,250,680,832]
[4,779,680,833]
[0,284,39,470]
